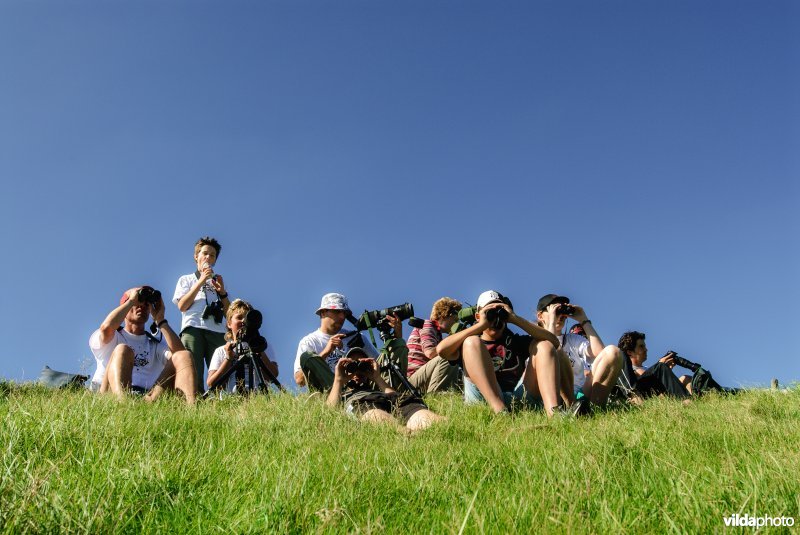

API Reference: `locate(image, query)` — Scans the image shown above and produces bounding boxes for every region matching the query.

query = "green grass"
[1,384,798,533]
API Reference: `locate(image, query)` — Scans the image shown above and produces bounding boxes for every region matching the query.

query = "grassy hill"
[1,384,798,533]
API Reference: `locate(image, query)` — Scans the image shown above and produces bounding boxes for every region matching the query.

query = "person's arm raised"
[98,289,138,344]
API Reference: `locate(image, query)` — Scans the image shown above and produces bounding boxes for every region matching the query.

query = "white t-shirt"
[172,273,227,334]
[561,332,591,394]
[293,329,379,373]
[88,329,171,390]
[208,340,277,392]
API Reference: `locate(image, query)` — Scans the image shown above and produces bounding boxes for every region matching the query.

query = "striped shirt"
[406,319,442,377]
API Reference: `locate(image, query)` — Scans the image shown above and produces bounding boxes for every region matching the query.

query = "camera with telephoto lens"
[237,309,267,354]
[137,286,161,306]
[202,300,225,324]
[356,303,414,331]
[556,304,576,316]
[666,351,700,373]
[343,359,374,376]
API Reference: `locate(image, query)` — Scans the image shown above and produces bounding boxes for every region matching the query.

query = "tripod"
[204,340,283,398]
[375,325,421,399]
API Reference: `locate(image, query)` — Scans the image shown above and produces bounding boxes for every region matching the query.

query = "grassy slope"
[1,385,798,534]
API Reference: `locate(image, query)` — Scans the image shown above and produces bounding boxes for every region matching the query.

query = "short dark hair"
[194,236,221,257]
[618,331,645,356]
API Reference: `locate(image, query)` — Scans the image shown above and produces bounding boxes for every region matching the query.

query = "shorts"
[346,392,427,424]
[463,377,543,411]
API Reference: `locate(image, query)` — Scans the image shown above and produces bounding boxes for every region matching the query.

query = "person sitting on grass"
[437,290,568,417]
[173,236,231,394]
[206,299,279,394]
[616,331,689,400]
[327,347,445,432]
[405,297,463,395]
[88,287,197,404]
[294,293,380,390]
[535,294,623,408]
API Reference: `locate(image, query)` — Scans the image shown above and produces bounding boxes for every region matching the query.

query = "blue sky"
[1,1,797,389]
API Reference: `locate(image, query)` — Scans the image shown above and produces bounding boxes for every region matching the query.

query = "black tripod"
[204,340,283,397]
[375,325,422,399]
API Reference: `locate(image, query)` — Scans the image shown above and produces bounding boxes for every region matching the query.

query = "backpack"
[38,366,89,389]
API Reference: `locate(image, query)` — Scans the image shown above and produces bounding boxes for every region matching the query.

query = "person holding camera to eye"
[173,236,230,393]
[294,293,382,391]
[437,290,569,417]
[88,286,197,404]
[535,294,623,408]
[207,299,278,393]
[327,347,444,431]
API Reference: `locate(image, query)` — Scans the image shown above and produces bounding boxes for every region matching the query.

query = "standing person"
[536,294,623,407]
[207,299,279,393]
[173,237,230,392]
[437,290,567,417]
[88,286,197,404]
[406,297,463,394]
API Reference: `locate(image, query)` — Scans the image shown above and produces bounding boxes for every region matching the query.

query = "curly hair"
[224,299,252,341]
[618,331,645,356]
[194,236,222,258]
[430,297,462,322]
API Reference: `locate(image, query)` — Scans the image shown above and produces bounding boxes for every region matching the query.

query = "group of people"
[88,236,712,431]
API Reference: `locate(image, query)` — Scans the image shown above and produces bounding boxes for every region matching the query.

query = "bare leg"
[461,336,507,414]
[147,350,197,405]
[522,340,560,417]
[361,408,396,425]
[407,409,446,432]
[679,375,693,395]
[589,345,623,406]
[105,345,134,401]
[557,350,575,405]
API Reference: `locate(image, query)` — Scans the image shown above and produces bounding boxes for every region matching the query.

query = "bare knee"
[532,340,557,364]
[110,344,134,366]
[407,409,445,431]
[170,350,194,369]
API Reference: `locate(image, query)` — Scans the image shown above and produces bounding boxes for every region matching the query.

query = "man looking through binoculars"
[437,290,567,416]
[88,286,197,404]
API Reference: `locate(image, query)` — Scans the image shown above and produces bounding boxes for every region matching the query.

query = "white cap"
[315,293,350,315]
[476,290,503,309]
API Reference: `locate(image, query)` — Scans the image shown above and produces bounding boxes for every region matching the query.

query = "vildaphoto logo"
[723,514,795,527]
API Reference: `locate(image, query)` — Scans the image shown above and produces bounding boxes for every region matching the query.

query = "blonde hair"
[430,297,462,322]
[225,299,252,341]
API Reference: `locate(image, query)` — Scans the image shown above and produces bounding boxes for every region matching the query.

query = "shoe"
[569,397,592,417]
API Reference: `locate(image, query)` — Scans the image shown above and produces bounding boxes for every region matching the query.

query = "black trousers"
[618,356,690,399]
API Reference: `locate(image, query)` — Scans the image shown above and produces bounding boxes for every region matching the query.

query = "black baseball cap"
[536,294,570,312]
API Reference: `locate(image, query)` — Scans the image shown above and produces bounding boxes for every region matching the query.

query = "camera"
[202,300,225,324]
[556,304,576,316]
[137,286,161,306]
[343,359,373,376]
[356,303,414,331]
[239,309,268,354]
[667,351,700,373]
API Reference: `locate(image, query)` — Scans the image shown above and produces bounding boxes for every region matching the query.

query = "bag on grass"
[38,366,88,389]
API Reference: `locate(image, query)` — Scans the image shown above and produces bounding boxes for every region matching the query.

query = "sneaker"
[569,397,592,417]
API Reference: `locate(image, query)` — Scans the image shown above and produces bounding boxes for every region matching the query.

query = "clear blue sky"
[1,1,797,389]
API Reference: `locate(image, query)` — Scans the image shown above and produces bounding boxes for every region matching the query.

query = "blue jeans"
[463,377,543,410]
